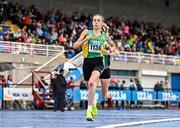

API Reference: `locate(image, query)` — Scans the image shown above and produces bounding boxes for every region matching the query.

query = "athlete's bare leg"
[87,70,101,107]
[101,79,110,98]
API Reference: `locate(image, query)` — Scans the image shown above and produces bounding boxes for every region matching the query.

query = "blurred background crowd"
[0,1,179,58]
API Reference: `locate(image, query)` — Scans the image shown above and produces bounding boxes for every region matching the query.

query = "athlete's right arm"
[73,30,90,49]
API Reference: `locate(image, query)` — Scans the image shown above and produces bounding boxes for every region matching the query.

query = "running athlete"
[73,14,116,121]
[99,24,118,112]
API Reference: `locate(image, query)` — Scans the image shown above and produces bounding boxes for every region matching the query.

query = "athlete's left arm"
[106,35,119,55]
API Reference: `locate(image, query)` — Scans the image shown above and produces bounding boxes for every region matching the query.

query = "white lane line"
[96,118,180,128]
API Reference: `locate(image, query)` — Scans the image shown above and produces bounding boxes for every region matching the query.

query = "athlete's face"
[92,15,103,30]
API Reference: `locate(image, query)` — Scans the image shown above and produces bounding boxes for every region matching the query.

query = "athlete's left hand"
[103,50,111,55]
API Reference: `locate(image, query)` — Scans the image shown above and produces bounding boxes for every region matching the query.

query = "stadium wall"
[110,62,180,89]
[6,0,180,27]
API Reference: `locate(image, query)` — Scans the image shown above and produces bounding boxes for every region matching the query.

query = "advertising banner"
[0,86,2,109]
[158,91,180,101]
[3,88,33,101]
[67,89,180,102]
[132,91,157,101]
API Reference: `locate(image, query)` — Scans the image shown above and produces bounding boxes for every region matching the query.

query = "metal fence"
[0,41,64,56]
[111,52,180,66]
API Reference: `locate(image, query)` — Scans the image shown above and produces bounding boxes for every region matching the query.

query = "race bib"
[89,41,103,53]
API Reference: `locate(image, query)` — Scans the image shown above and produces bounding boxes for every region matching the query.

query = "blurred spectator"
[163,78,169,108]
[79,80,88,109]
[51,68,67,112]
[108,79,119,108]
[107,94,114,108]
[154,81,164,105]
[65,49,75,58]
[128,79,136,108]
[6,74,13,87]
[115,79,121,108]
[119,80,126,90]
[128,79,136,91]
[134,79,143,91]
[79,80,87,89]
[38,76,48,92]
[163,78,169,91]
[0,75,3,86]
[154,81,160,92]
[0,75,6,87]
[67,77,75,89]
[134,79,143,106]
[159,81,164,91]
[67,77,75,106]
[0,2,179,57]
[159,80,166,106]
[109,78,119,90]
[119,80,126,109]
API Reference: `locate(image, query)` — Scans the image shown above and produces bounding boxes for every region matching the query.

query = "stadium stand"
[0,0,180,110]
[0,1,179,58]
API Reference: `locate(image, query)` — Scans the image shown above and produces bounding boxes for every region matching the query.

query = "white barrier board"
[4,88,33,101]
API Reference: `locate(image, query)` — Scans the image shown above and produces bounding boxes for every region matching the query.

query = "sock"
[87,105,92,111]
[93,99,97,105]
[107,93,111,98]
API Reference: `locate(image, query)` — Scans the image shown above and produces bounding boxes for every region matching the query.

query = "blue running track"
[0,110,180,128]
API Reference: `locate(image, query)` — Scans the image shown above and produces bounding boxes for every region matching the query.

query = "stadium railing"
[52,51,180,75]
[0,41,64,56]
[1,41,179,65]
[111,52,180,65]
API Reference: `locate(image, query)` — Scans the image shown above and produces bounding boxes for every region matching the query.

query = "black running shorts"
[100,67,111,79]
[83,57,104,81]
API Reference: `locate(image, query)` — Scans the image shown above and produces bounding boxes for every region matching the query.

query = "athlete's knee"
[88,76,97,87]
[88,80,94,87]
[102,93,107,99]
[102,95,106,99]
[102,92,110,99]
